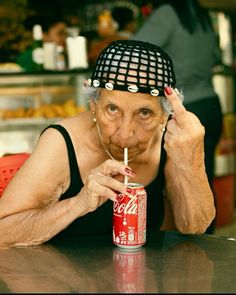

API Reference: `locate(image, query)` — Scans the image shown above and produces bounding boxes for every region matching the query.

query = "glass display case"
[0,70,91,156]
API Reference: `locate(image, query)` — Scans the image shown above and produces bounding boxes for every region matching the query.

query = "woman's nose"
[117,117,135,143]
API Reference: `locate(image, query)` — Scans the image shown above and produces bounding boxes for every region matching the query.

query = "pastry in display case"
[0,71,90,156]
[0,97,85,120]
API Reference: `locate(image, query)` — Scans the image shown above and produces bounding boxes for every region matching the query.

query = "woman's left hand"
[163,87,205,171]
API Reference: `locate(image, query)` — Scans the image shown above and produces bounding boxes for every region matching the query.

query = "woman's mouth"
[109,145,137,160]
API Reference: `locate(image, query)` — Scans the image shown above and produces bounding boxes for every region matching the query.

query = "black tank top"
[42,124,166,236]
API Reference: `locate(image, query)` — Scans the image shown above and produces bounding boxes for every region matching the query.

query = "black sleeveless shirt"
[42,124,166,236]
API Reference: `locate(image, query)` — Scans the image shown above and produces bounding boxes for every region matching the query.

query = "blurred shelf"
[0,118,60,131]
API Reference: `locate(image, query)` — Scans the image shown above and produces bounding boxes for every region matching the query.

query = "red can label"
[113,183,147,249]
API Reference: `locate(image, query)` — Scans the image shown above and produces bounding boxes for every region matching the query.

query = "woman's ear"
[89,100,96,113]
[83,80,89,87]
[162,112,169,123]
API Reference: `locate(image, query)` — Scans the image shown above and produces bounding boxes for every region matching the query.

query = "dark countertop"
[0,230,236,293]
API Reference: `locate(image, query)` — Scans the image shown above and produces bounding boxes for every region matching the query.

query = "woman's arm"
[0,195,90,247]
[0,128,131,248]
[162,88,215,234]
[164,156,215,234]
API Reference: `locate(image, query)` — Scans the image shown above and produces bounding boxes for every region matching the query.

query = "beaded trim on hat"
[89,40,176,96]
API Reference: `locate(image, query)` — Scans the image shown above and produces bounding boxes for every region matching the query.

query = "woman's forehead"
[99,89,163,108]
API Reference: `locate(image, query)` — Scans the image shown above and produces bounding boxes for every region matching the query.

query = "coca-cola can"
[113,247,146,293]
[113,183,147,249]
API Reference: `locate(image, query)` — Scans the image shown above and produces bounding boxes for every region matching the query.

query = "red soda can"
[113,182,147,249]
[113,247,146,293]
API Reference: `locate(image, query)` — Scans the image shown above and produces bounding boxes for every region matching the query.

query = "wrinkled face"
[90,89,166,161]
[43,22,67,47]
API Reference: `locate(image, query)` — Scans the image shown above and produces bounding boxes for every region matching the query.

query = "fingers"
[165,118,178,136]
[98,159,135,178]
[87,172,128,200]
[164,87,186,121]
[82,159,136,210]
[92,159,136,199]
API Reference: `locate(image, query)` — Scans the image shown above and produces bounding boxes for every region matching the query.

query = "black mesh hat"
[88,39,176,97]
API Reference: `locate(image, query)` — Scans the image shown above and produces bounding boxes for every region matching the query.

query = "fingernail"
[125,168,136,176]
[164,86,172,95]
[126,188,132,194]
[115,196,120,202]
[115,193,122,202]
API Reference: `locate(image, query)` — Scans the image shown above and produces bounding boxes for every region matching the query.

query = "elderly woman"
[0,40,215,247]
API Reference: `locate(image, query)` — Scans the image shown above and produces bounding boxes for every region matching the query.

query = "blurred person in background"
[88,4,137,67]
[111,5,137,39]
[132,0,223,234]
[16,13,67,72]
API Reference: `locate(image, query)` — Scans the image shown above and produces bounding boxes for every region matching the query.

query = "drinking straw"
[124,147,128,185]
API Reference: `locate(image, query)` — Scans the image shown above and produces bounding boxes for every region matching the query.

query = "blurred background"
[0,0,235,65]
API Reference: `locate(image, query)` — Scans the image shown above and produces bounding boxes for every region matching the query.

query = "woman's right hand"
[78,159,135,213]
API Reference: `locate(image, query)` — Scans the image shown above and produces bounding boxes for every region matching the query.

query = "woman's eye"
[107,104,118,113]
[139,109,152,118]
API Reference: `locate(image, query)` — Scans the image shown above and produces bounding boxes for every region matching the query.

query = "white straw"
[124,147,128,185]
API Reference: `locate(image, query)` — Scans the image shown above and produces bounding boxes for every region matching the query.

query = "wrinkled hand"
[164,87,205,171]
[78,159,135,212]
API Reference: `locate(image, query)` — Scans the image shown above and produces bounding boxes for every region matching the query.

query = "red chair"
[0,153,30,197]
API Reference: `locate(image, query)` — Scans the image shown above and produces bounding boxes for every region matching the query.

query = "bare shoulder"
[0,118,83,219]
[60,111,91,135]
[44,112,98,183]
